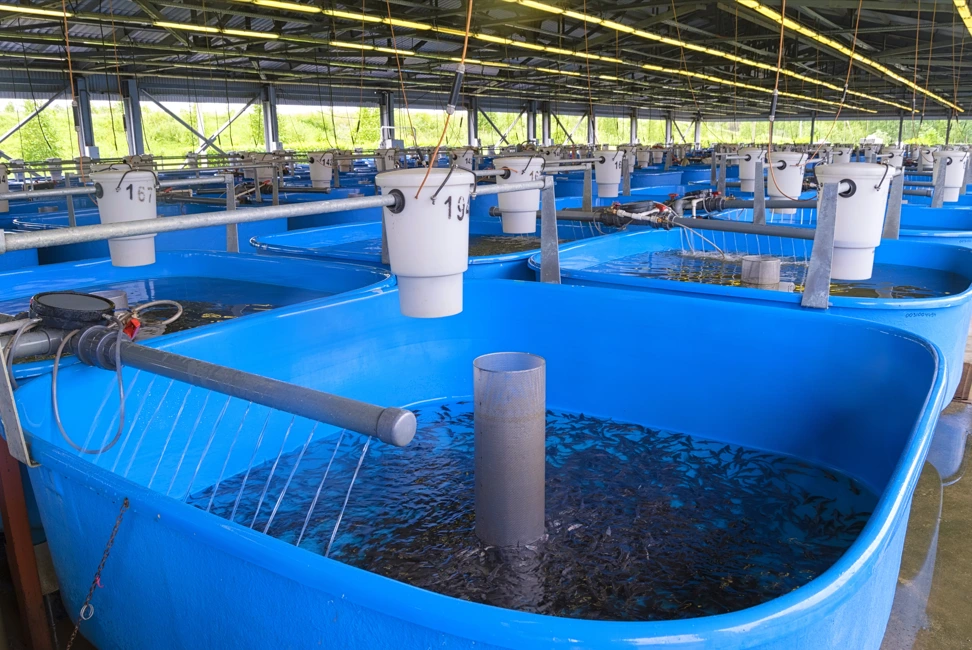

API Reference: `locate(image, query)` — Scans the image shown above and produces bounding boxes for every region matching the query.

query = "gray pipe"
[672,217,815,240]
[71,327,415,447]
[474,352,546,547]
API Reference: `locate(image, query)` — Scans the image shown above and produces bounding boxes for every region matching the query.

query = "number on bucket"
[444,195,467,221]
[125,184,155,204]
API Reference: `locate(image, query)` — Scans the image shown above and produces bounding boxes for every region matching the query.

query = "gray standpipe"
[474,352,546,547]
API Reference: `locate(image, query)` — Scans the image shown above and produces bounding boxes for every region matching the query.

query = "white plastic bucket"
[376,168,475,318]
[620,146,637,177]
[881,148,905,169]
[451,147,476,170]
[815,162,892,280]
[636,146,651,168]
[766,151,807,214]
[10,160,25,183]
[594,150,624,198]
[738,147,765,193]
[495,155,545,234]
[185,153,199,169]
[308,151,333,189]
[0,163,8,213]
[933,149,970,203]
[650,148,665,164]
[831,147,854,163]
[46,158,63,182]
[246,152,275,185]
[337,150,353,173]
[375,148,398,172]
[919,148,935,171]
[540,147,561,163]
[92,170,158,267]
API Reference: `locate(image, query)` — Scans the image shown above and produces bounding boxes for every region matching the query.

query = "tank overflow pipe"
[70,327,416,447]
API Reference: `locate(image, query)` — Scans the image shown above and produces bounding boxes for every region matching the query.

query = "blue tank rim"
[16,279,947,648]
[528,229,972,311]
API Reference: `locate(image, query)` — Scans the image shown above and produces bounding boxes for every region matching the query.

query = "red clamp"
[123,317,141,340]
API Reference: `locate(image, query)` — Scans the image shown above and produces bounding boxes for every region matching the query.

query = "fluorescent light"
[0,4,72,17]
[224,28,278,38]
[734,0,961,112]
[253,0,320,13]
[154,21,219,33]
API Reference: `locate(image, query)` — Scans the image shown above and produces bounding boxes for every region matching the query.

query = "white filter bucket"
[376,149,397,172]
[636,147,651,168]
[376,168,474,318]
[46,158,63,182]
[92,170,158,267]
[738,147,765,193]
[185,153,199,169]
[816,162,892,281]
[766,151,807,215]
[919,148,935,171]
[10,160,25,183]
[451,147,476,170]
[933,149,969,203]
[540,147,561,163]
[0,164,8,213]
[651,148,665,164]
[832,147,854,163]
[594,150,624,198]
[308,152,333,189]
[338,151,353,173]
[495,155,545,233]
[882,148,905,169]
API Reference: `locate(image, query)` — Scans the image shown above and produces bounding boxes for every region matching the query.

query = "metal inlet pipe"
[0,194,398,253]
[673,217,815,240]
[72,328,416,447]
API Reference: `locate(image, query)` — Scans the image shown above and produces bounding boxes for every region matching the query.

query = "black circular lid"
[29,291,115,331]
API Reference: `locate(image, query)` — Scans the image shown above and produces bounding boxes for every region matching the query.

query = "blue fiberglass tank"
[530,229,972,400]
[0,251,393,380]
[13,202,288,263]
[10,280,946,649]
[277,186,381,231]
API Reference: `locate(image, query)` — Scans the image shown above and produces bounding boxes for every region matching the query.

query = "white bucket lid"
[815,161,890,182]
[376,167,476,188]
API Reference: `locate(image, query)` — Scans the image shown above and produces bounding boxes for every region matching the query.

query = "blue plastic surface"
[10,279,946,649]
[530,229,972,399]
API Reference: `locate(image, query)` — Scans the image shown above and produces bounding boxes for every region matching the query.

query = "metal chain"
[65,497,129,650]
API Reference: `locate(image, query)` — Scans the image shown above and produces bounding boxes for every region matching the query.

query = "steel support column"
[262,85,281,152]
[121,79,144,156]
[587,108,596,145]
[73,77,97,157]
[379,91,395,147]
[897,113,904,147]
[693,114,701,148]
[946,112,954,146]
[540,102,552,146]
[629,108,638,145]
[467,97,479,146]
[809,111,816,146]
[526,100,538,144]
[664,113,673,146]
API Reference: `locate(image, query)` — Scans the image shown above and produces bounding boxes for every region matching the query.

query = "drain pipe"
[474,352,546,547]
